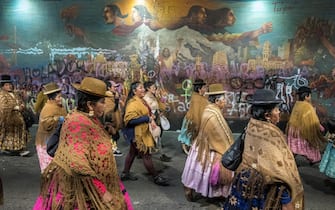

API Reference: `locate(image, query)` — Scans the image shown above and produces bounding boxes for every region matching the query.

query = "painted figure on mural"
[206,7,273,48]
[167,5,210,32]
[158,38,183,81]
[103,4,161,36]
[293,17,335,74]
[103,4,129,36]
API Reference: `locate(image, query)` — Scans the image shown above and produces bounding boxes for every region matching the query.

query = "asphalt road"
[0,125,335,210]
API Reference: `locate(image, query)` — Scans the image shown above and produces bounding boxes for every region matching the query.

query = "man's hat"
[205,83,225,96]
[43,82,61,95]
[72,77,108,97]
[247,89,282,105]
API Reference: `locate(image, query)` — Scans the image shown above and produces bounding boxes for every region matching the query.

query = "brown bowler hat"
[72,77,107,97]
[43,82,61,95]
[205,83,225,96]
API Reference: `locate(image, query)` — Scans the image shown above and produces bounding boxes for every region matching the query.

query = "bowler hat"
[192,79,206,86]
[205,83,225,96]
[248,89,282,104]
[0,75,13,84]
[72,77,108,97]
[296,86,311,95]
[43,82,61,95]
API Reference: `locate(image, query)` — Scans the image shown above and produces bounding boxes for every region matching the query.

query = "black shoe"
[160,154,171,162]
[153,175,169,186]
[120,172,138,181]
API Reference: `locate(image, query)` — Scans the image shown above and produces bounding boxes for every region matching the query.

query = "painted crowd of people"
[0,74,334,209]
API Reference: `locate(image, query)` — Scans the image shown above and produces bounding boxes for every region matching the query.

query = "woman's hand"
[282,202,294,210]
[102,191,113,203]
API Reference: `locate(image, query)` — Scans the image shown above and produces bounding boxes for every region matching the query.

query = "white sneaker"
[19,150,30,157]
[113,150,123,157]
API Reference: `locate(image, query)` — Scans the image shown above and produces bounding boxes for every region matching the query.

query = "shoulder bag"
[221,128,246,171]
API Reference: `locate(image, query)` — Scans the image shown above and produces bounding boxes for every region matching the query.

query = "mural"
[1,0,335,129]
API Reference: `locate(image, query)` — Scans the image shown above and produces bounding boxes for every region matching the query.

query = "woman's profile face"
[92,98,106,118]
[55,93,63,106]
[268,107,281,124]
[134,83,145,98]
[148,84,156,94]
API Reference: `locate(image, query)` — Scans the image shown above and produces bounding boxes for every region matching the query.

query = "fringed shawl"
[124,96,155,153]
[0,90,28,151]
[287,101,326,149]
[240,118,304,210]
[185,92,209,142]
[35,101,67,146]
[40,111,126,210]
[195,104,235,168]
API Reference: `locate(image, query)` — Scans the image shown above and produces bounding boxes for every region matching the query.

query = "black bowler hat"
[0,75,13,84]
[248,89,282,105]
[192,78,206,86]
[296,86,311,95]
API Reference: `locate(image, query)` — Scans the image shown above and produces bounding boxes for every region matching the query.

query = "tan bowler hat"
[72,77,107,97]
[205,83,225,96]
[43,82,61,95]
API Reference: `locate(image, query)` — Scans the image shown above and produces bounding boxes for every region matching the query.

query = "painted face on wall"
[226,9,236,26]
[103,7,115,24]
[192,7,207,24]
[132,8,142,23]
[162,48,171,58]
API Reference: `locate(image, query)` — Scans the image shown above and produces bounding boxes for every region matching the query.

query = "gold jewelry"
[88,110,94,117]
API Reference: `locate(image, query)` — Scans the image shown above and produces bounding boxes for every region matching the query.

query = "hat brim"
[204,90,226,96]
[192,82,206,86]
[44,88,61,95]
[0,80,13,83]
[247,100,282,104]
[72,83,108,97]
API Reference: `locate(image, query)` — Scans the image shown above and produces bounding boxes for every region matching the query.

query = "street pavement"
[0,125,335,210]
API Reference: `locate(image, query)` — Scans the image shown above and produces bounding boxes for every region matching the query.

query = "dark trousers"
[123,142,158,177]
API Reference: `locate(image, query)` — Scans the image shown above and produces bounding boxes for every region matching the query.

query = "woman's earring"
[88,110,94,117]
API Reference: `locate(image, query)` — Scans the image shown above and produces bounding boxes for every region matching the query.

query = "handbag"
[160,115,170,131]
[46,121,63,157]
[221,128,246,171]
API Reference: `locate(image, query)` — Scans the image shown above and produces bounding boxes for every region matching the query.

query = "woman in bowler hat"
[224,89,304,210]
[33,77,132,210]
[0,74,30,156]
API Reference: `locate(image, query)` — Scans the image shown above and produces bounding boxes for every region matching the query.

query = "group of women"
[180,80,320,210]
[2,74,331,209]
[32,77,171,209]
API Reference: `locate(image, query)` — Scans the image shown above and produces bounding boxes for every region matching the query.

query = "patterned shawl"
[195,104,235,167]
[0,90,28,151]
[124,96,155,153]
[239,118,304,209]
[287,101,326,149]
[185,92,209,142]
[41,111,126,210]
